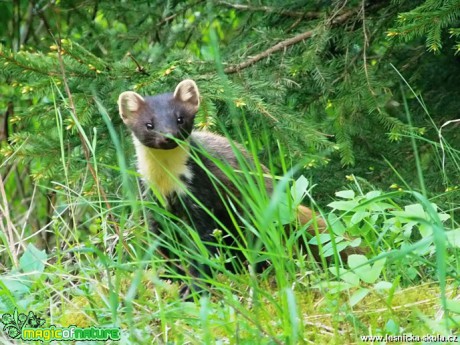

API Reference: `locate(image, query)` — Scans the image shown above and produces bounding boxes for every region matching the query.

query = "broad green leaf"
[19,244,47,276]
[347,254,368,269]
[392,203,426,220]
[385,319,400,334]
[291,175,309,204]
[419,223,433,238]
[402,222,416,238]
[350,238,362,247]
[348,255,386,284]
[327,213,346,235]
[446,229,460,247]
[335,190,355,199]
[322,240,348,257]
[361,258,386,284]
[446,299,460,314]
[278,199,295,225]
[327,200,359,211]
[374,281,393,290]
[350,211,369,225]
[350,288,370,307]
[329,267,360,286]
[438,212,450,222]
[367,202,395,212]
[308,233,331,245]
[365,191,381,199]
[405,203,426,218]
[0,276,31,295]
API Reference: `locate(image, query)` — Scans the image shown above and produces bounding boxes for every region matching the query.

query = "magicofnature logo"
[1,309,120,342]
[1,309,45,339]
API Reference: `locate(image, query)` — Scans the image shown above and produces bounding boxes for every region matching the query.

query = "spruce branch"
[216,1,321,19]
[157,14,177,27]
[224,8,358,74]
[256,103,279,123]
[156,0,206,28]
[224,30,314,74]
[0,49,54,76]
[127,52,149,75]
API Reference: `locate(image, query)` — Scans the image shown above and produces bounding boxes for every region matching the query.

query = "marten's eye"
[146,123,154,130]
[177,116,184,125]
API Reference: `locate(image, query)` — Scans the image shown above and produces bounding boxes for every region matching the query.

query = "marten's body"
[118,80,327,294]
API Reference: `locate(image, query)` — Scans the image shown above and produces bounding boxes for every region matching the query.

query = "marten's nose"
[155,134,177,149]
[157,136,172,145]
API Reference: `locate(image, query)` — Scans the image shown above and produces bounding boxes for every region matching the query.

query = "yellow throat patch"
[132,136,192,203]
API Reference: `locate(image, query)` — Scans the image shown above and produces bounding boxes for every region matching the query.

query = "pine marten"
[118,79,332,296]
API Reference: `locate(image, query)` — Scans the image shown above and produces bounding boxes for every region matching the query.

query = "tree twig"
[224,8,358,74]
[127,52,149,75]
[224,30,314,74]
[156,0,206,28]
[216,1,321,19]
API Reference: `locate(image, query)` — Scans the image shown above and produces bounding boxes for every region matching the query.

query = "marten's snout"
[153,133,179,149]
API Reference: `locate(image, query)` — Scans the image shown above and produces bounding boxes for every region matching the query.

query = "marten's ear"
[173,79,200,113]
[118,91,145,123]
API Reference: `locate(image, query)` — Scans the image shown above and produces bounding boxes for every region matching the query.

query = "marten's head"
[118,79,200,150]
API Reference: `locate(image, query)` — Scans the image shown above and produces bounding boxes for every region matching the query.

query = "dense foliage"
[1,1,459,195]
[0,0,459,343]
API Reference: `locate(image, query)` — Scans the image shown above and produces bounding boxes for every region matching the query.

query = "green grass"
[0,83,459,344]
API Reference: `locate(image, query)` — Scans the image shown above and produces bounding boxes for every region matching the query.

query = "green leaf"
[446,299,460,314]
[327,200,359,211]
[278,199,295,225]
[308,233,331,245]
[365,191,381,199]
[419,223,433,238]
[349,238,362,247]
[0,276,31,295]
[373,281,393,290]
[291,175,309,204]
[327,213,346,236]
[438,212,451,223]
[322,240,348,257]
[348,255,386,284]
[367,202,395,212]
[329,267,360,286]
[19,244,47,276]
[392,203,426,220]
[446,229,460,248]
[385,319,400,335]
[350,288,370,307]
[335,190,355,199]
[350,211,369,225]
[347,254,367,268]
